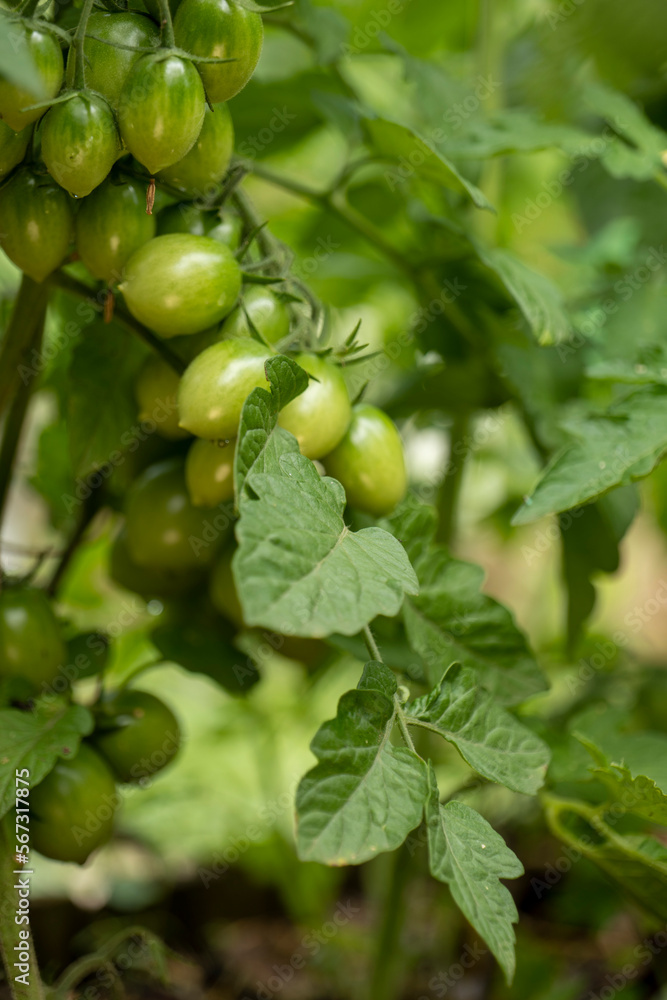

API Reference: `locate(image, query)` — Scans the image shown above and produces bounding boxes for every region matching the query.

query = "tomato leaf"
[406,664,550,795]
[0,701,94,820]
[296,662,428,864]
[513,386,667,525]
[151,621,259,695]
[235,452,419,637]
[425,766,523,984]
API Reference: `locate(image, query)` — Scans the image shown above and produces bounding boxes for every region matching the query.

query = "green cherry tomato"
[73,12,160,110]
[41,92,121,198]
[186,437,235,507]
[278,353,351,460]
[30,744,117,864]
[75,177,156,283]
[92,690,181,784]
[0,120,32,180]
[118,53,205,175]
[0,587,66,691]
[209,544,244,627]
[134,354,189,440]
[222,285,290,346]
[120,234,241,337]
[124,457,227,570]
[178,338,270,439]
[0,167,74,281]
[0,24,63,132]
[323,404,407,517]
[156,202,242,249]
[110,529,205,599]
[157,102,233,196]
[174,0,263,103]
[65,632,110,682]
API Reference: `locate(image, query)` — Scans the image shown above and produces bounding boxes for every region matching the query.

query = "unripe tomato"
[0,120,32,180]
[124,457,226,570]
[134,354,188,440]
[0,168,74,281]
[156,202,242,249]
[75,177,156,283]
[157,102,233,196]
[92,690,181,784]
[0,24,63,132]
[110,529,205,599]
[186,437,235,507]
[278,353,351,459]
[120,234,241,337]
[41,92,121,198]
[323,404,407,517]
[209,544,244,627]
[73,12,160,110]
[174,0,263,103]
[118,53,205,174]
[222,286,290,346]
[30,744,117,864]
[0,587,66,690]
[178,338,270,439]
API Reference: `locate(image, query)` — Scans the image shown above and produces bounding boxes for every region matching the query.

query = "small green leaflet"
[0,13,46,96]
[406,665,550,795]
[364,117,494,211]
[403,550,546,705]
[576,731,667,826]
[583,81,667,182]
[235,454,418,638]
[513,386,667,525]
[0,702,93,819]
[476,246,570,345]
[425,767,523,983]
[234,354,309,505]
[296,662,428,865]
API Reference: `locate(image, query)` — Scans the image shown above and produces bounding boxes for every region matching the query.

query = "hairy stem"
[362,624,382,662]
[0,815,45,1000]
[158,0,175,47]
[72,0,96,90]
[435,413,470,546]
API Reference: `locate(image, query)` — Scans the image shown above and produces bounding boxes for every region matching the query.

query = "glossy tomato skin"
[0,587,66,691]
[178,338,271,440]
[74,12,160,110]
[120,234,241,337]
[0,120,32,180]
[75,177,156,283]
[124,457,227,570]
[110,529,205,600]
[118,53,205,174]
[0,168,74,281]
[323,404,407,517]
[222,286,290,346]
[157,102,233,196]
[174,0,263,103]
[41,92,121,198]
[134,354,188,440]
[186,437,235,507]
[92,690,181,784]
[156,202,242,249]
[278,354,351,459]
[30,744,117,864]
[0,25,63,132]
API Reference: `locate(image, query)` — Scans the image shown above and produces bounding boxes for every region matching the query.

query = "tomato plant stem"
[72,0,96,90]
[363,624,382,662]
[0,281,47,541]
[368,843,412,1000]
[49,271,186,374]
[0,276,49,423]
[158,0,175,47]
[0,815,45,1000]
[436,413,470,546]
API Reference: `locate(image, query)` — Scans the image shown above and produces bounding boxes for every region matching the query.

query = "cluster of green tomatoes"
[0,0,409,865]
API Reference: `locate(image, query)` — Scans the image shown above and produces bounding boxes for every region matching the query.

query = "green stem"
[362,624,382,662]
[0,815,45,1000]
[46,490,101,597]
[435,413,470,546]
[368,843,412,1000]
[0,276,50,422]
[157,0,175,47]
[49,272,186,374]
[0,288,47,537]
[71,0,96,90]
